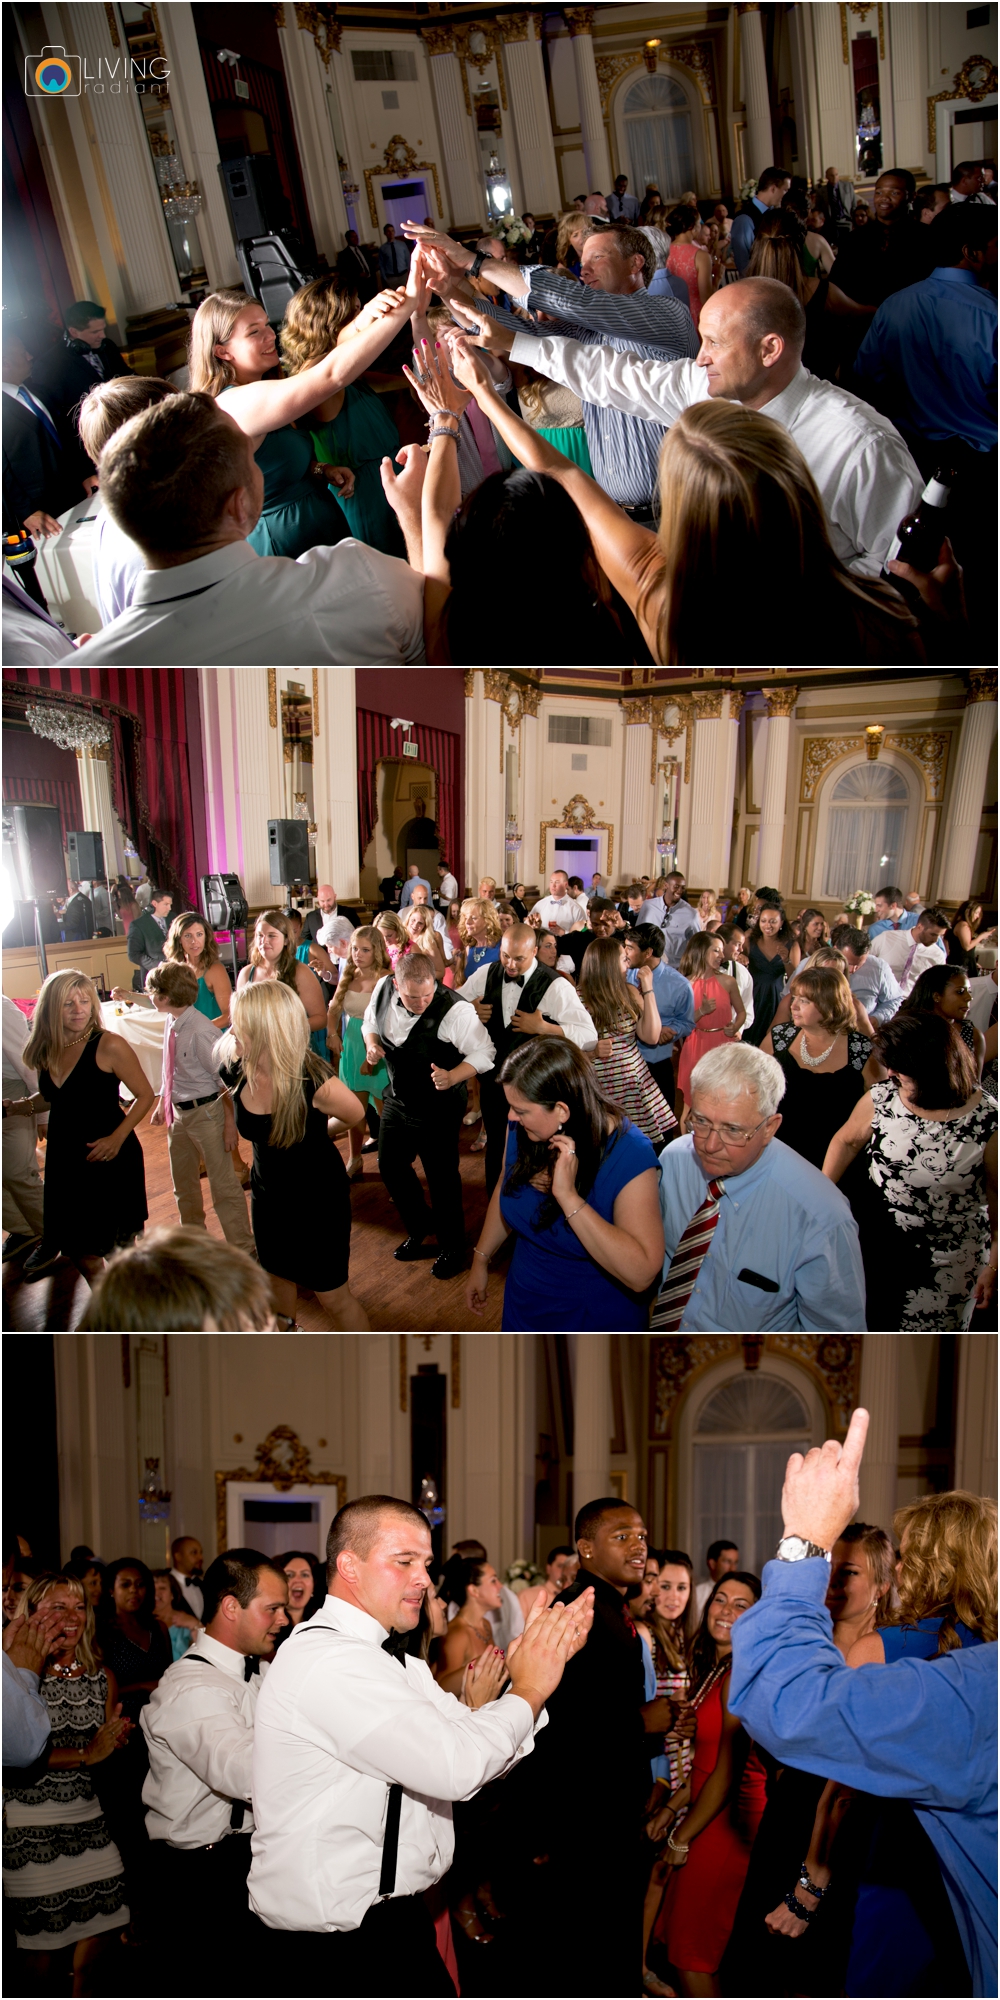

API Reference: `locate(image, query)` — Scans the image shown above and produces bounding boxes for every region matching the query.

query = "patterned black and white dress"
[865,1079,998,1330]
[2,1671,129,1950]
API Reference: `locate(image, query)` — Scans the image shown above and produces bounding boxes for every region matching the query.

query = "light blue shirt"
[730,196,769,274]
[854,267,998,454]
[2,1653,50,1767]
[627,959,695,1061]
[729,1559,998,2000]
[399,876,433,908]
[848,954,903,1022]
[636,896,666,928]
[657,1134,866,1330]
[868,911,920,938]
[659,899,700,970]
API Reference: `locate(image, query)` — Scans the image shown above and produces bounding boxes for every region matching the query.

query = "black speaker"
[11,804,66,900]
[236,234,318,322]
[219,155,289,240]
[268,819,310,886]
[2,899,59,947]
[200,873,249,931]
[66,829,105,879]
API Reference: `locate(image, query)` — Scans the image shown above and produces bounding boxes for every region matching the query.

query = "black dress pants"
[479,1071,510,1195]
[275,1894,455,1998]
[157,1836,261,1993]
[378,1097,466,1254]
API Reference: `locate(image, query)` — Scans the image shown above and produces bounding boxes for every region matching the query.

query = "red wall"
[355,671,465,888]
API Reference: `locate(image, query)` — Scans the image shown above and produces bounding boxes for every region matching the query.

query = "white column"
[329,44,366,227]
[55,2,178,315]
[687,691,726,888]
[886,4,928,172]
[423,33,485,228]
[565,10,612,196]
[519,701,542,897]
[573,1334,611,1512]
[466,672,505,890]
[155,4,240,288]
[232,669,285,909]
[755,686,798,889]
[857,1335,899,1533]
[54,1335,138,1562]
[954,1335,998,1501]
[737,4,774,179]
[277,16,350,260]
[76,750,126,881]
[719,691,744,890]
[499,13,561,216]
[938,679,998,903]
[807,2,858,184]
[480,679,507,886]
[312,670,359,898]
[621,713,655,882]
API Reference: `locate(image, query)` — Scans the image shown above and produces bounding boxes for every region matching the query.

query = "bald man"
[303,886,354,947]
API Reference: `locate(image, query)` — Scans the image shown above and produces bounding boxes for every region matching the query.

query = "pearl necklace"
[798,1030,836,1068]
[64,1029,93,1048]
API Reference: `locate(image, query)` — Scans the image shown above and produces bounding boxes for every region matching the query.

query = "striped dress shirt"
[480,270,698,508]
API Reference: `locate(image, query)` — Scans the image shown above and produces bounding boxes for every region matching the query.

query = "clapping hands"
[462,1647,508,1709]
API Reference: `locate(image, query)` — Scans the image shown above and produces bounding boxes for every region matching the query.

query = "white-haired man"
[653,1043,865,1330]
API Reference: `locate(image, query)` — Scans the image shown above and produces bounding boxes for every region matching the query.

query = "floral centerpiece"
[491,212,534,254]
[504,1556,543,1592]
[738,178,759,204]
[844,889,876,928]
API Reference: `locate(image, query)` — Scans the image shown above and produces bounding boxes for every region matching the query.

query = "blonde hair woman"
[761,963,879,1169]
[217,981,369,1330]
[437,343,925,668]
[457,897,503,979]
[188,272,415,559]
[404,903,451,985]
[555,210,594,274]
[235,909,328,1057]
[279,275,403,555]
[327,925,391,1178]
[164,911,232,1025]
[7,971,154,1285]
[4,1573,132,1986]
[695,889,722,931]
[373,909,409,968]
[889,1490,997,1654]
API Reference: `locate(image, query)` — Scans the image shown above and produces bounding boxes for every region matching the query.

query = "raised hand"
[402,337,470,419]
[548,1130,580,1210]
[401,223,470,269]
[3,1604,68,1673]
[405,244,433,315]
[443,332,495,400]
[781,1406,870,1550]
[446,298,516,356]
[462,1646,508,1709]
[379,442,427,520]
[506,1589,595,1715]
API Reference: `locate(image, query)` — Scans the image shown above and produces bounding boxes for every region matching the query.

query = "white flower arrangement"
[844,890,877,918]
[492,212,533,252]
[739,178,759,203]
[504,1556,543,1591]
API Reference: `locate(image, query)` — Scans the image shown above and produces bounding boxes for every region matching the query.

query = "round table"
[100,1001,165,1094]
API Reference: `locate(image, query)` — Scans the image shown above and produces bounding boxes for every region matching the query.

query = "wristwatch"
[775,1535,831,1564]
[469,249,489,278]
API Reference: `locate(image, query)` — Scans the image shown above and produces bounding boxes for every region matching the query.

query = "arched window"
[623,73,694,205]
[693,1373,811,1574]
[822,763,908,901]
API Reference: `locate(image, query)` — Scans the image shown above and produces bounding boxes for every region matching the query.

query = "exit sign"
[402,740,418,758]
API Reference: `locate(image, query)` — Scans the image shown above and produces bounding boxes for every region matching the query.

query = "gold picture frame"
[215,1425,345,1553]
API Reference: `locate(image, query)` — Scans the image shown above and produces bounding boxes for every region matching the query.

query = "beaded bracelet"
[797,1865,829,1900]
[783,1890,815,1924]
[428,426,459,444]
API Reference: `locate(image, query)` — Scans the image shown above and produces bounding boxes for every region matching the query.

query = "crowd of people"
[3,1426,996,2000]
[3,865,996,1332]
[3,155,994,666]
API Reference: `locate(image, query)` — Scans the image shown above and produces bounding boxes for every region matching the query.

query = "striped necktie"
[17,386,61,449]
[650,1178,725,1329]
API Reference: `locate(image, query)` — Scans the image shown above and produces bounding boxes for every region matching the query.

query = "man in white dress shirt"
[249,1494,593,1989]
[457,924,597,1192]
[363,953,495,1278]
[466,277,922,578]
[71,394,426,665]
[529,870,589,932]
[142,1549,289,1987]
[867,905,948,995]
[169,1537,205,1621]
[437,858,459,913]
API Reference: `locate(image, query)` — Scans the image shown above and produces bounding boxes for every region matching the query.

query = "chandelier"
[505,815,522,853]
[138,1457,172,1525]
[25,703,110,754]
[156,153,203,222]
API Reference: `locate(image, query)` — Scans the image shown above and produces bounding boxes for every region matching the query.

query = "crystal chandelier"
[156,153,203,221]
[25,703,110,754]
[418,1476,445,1530]
[139,1457,172,1525]
[505,815,522,853]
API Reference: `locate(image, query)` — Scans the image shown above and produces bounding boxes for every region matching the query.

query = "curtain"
[356,709,460,887]
[624,75,694,203]
[822,762,908,901]
[2,728,83,848]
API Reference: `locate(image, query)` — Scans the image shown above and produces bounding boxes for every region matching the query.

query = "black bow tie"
[381,1629,409,1663]
[504,973,524,987]
[185,1573,203,1587]
[243,1656,259,1682]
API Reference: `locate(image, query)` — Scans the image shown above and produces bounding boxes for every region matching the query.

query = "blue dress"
[247,424,350,559]
[499,1119,660,1331]
[464,941,501,977]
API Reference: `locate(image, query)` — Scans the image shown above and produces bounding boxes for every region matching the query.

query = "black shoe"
[431,1250,465,1280]
[2,1232,39,1264]
[361,1138,379,1154]
[393,1236,435,1261]
[22,1242,62,1282]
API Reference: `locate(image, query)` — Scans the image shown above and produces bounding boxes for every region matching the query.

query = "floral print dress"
[866,1079,998,1329]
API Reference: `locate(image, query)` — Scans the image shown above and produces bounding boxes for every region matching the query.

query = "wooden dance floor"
[2,1123,506,1332]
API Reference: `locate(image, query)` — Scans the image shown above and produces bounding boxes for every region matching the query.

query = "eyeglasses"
[688,1112,770,1147]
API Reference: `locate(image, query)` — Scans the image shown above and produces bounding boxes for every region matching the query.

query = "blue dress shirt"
[848,955,903,1022]
[730,196,769,274]
[2,1653,51,1767]
[648,266,693,312]
[626,959,695,1062]
[656,1135,866,1329]
[729,1559,998,2000]
[868,912,920,938]
[854,267,997,453]
[399,876,433,908]
[658,900,700,970]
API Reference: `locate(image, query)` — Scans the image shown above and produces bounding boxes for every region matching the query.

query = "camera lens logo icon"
[25,47,81,97]
[35,55,72,91]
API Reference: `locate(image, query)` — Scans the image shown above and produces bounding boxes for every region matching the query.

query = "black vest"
[374,979,468,1116]
[483,957,562,1070]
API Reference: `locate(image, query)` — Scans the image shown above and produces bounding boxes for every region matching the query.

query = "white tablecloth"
[100,1001,165,1093]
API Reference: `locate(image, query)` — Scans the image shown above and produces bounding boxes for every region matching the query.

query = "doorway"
[381,180,429,232]
[554,836,600,890]
[692,1373,811,1574]
[242,1497,322,1559]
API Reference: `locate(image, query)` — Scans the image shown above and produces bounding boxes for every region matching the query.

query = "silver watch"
[775,1535,831,1564]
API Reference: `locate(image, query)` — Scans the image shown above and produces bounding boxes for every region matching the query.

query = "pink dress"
[678,976,733,1098]
[667,241,704,327]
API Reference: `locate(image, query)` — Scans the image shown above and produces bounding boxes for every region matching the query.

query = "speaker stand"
[33,900,49,985]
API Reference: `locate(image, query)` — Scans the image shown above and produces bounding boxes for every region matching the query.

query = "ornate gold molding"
[800,732,949,804]
[728,689,747,721]
[482,670,506,703]
[293,3,341,64]
[539,794,614,873]
[519,681,541,717]
[364,136,443,227]
[497,11,540,43]
[596,41,715,114]
[650,1333,860,1441]
[215,1427,345,1554]
[564,6,596,34]
[691,689,725,721]
[768,1335,861,1438]
[312,668,320,737]
[966,672,998,706]
[762,685,799,718]
[928,55,997,150]
[463,669,476,697]
[420,24,456,57]
[267,669,277,728]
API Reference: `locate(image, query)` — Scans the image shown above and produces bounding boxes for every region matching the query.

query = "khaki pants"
[2,1112,45,1237]
[167,1096,255,1256]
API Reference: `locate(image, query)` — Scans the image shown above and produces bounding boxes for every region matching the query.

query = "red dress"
[654,1670,768,1974]
[678,976,734,1099]
[667,241,704,326]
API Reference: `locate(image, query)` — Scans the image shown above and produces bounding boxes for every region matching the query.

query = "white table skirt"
[100,1001,165,1094]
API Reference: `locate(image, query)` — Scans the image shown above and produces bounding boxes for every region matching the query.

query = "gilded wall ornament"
[564,6,596,35]
[928,56,997,150]
[800,732,948,803]
[421,24,457,57]
[650,1336,739,1437]
[463,669,476,697]
[539,794,614,872]
[768,1335,861,1438]
[267,669,277,728]
[365,138,443,227]
[596,41,715,115]
[215,1427,345,1553]
[966,672,997,706]
[762,685,800,718]
[294,3,342,65]
[691,689,725,721]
